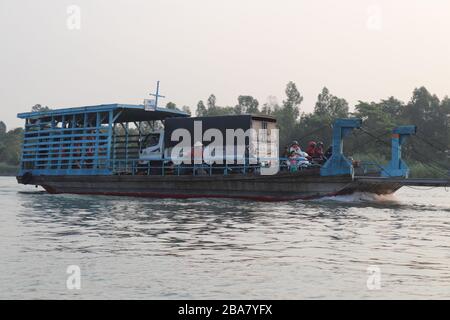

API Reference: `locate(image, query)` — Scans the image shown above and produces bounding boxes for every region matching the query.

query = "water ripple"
[1,178,449,299]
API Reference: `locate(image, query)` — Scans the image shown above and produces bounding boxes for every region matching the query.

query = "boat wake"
[316,192,398,203]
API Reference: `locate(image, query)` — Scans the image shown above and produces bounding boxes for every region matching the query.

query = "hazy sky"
[1,0,449,128]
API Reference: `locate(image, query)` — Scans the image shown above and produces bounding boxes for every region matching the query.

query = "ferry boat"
[16,95,449,201]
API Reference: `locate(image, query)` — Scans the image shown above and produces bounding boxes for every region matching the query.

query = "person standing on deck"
[306,141,316,158]
[313,141,325,163]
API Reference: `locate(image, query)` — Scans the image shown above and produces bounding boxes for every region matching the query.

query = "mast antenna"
[145,81,166,111]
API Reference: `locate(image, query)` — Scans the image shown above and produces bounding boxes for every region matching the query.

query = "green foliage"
[0,162,18,176]
[166,102,189,114]
[351,88,449,176]
[196,94,256,117]
[31,104,51,112]
[290,87,349,149]
[0,121,6,134]
[408,161,447,179]
[181,106,191,115]
[314,87,349,120]
[235,95,259,115]
[196,100,207,116]
[0,127,24,167]
[260,96,278,116]
[273,81,303,147]
[283,81,303,111]
[165,102,177,110]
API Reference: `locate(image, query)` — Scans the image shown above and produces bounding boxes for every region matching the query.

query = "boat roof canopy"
[17,103,189,123]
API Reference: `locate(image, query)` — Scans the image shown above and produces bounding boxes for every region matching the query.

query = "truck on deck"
[138,114,277,166]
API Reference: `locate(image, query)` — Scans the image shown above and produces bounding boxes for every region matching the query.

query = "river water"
[0,176,449,299]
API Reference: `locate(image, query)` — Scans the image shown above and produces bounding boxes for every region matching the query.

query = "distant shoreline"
[0,162,18,176]
[0,165,18,176]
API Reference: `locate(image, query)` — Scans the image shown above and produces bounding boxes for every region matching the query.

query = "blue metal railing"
[111,158,271,176]
[108,157,320,177]
[19,156,329,176]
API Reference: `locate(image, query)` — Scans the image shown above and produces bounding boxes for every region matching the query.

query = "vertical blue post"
[57,115,65,170]
[107,110,113,172]
[320,118,362,176]
[110,122,116,172]
[46,115,55,170]
[36,118,41,170]
[68,114,76,170]
[94,112,100,170]
[382,125,416,177]
[81,113,88,170]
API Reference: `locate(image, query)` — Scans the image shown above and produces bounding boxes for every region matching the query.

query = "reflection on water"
[1,177,449,299]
